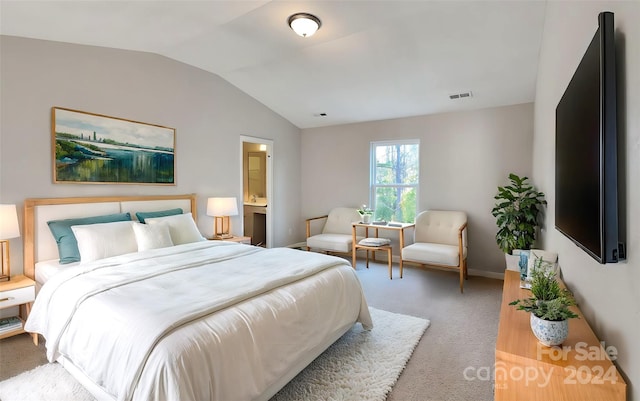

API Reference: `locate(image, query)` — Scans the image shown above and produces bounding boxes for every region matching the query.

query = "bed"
[22,194,372,401]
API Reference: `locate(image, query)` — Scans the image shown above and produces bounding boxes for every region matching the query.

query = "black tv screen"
[555,11,622,264]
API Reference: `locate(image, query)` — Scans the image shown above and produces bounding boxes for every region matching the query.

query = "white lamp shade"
[0,204,20,239]
[288,13,321,37]
[207,197,238,217]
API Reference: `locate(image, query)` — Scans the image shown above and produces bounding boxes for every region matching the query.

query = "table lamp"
[207,197,238,239]
[0,204,20,281]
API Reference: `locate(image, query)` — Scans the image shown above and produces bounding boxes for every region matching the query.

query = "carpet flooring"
[0,308,428,401]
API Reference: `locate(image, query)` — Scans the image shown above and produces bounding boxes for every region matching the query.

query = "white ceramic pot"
[362,214,371,224]
[505,253,520,271]
[530,313,569,346]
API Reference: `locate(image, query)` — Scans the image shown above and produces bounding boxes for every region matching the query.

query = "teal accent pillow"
[47,212,132,264]
[136,208,183,223]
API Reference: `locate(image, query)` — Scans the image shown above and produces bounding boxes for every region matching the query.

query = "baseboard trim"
[381,254,506,280]
[467,269,504,280]
[342,252,506,281]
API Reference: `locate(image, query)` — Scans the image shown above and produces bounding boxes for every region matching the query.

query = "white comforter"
[26,241,372,401]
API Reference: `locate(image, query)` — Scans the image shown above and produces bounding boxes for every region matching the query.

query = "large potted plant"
[491,173,547,269]
[509,259,579,346]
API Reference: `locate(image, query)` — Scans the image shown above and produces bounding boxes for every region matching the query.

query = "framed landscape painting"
[52,107,175,185]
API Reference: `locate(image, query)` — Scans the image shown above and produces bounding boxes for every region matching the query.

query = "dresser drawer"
[0,286,35,308]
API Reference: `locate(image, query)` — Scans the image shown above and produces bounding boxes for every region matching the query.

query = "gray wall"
[0,36,303,275]
[533,2,639,398]
[300,103,535,275]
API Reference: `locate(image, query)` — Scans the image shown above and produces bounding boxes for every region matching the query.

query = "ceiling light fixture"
[288,13,321,38]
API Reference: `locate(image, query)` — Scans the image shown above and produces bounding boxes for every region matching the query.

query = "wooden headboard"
[23,194,197,280]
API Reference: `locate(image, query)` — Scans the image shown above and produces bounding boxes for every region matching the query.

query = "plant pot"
[504,253,520,271]
[362,214,371,224]
[530,313,569,346]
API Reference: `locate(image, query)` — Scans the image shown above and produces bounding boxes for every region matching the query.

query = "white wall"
[533,2,639,398]
[0,36,303,275]
[301,103,535,275]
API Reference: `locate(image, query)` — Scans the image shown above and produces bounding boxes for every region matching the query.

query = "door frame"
[240,135,273,248]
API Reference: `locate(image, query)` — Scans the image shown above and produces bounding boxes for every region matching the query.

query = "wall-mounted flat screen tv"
[555,11,624,264]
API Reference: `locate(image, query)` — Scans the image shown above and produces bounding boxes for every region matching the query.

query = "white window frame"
[369,139,420,223]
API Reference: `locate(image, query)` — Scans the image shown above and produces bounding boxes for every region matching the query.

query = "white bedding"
[35,259,76,287]
[26,241,372,401]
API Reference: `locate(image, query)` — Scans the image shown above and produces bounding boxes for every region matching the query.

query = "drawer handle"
[0,297,15,302]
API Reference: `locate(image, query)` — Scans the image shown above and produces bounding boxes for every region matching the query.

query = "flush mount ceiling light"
[288,13,321,37]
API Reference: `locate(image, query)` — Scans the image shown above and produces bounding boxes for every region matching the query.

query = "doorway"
[240,136,273,248]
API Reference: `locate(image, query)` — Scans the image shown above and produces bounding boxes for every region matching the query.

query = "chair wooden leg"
[459,265,464,293]
[388,248,392,280]
[351,246,356,268]
[464,258,468,279]
[399,258,403,279]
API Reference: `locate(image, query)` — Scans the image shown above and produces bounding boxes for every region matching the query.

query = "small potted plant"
[509,259,579,346]
[491,173,547,269]
[357,204,374,224]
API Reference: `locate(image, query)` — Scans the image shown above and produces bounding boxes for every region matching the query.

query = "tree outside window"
[370,140,419,223]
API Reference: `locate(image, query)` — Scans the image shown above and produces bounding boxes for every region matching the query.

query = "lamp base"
[1,240,11,280]
[213,216,234,240]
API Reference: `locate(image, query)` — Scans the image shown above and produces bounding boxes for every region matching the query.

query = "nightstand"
[209,236,252,245]
[0,275,38,345]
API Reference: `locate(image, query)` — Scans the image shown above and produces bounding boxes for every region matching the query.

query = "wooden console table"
[495,270,626,400]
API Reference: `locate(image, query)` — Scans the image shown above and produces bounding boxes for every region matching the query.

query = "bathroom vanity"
[244,203,266,247]
[243,145,268,246]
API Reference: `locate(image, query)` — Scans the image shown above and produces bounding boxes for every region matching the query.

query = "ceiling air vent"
[449,91,473,100]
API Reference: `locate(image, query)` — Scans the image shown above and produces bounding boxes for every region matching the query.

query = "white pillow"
[145,212,205,245]
[132,222,174,251]
[71,221,137,264]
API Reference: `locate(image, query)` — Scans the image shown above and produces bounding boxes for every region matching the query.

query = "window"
[370,140,419,223]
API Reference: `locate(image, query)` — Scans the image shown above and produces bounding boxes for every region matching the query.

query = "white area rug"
[0,307,429,401]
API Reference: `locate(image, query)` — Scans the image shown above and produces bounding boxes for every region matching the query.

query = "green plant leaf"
[493,173,546,254]
[510,262,579,321]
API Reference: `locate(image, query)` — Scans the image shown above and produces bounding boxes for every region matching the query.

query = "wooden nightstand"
[0,275,38,345]
[209,236,252,245]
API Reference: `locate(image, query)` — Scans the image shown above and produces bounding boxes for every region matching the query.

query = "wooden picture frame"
[52,107,176,185]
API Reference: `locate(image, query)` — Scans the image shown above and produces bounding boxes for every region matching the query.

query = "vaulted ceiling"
[0,1,547,128]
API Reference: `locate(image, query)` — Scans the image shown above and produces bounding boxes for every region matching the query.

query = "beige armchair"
[306,207,363,255]
[401,210,468,292]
